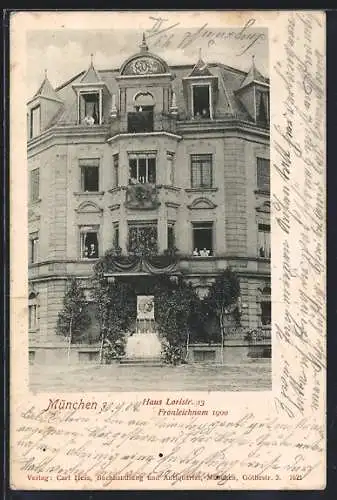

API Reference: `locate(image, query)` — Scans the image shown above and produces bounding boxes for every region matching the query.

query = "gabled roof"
[240,57,268,89]
[33,72,62,102]
[187,54,214,77]
[79,58,104,85]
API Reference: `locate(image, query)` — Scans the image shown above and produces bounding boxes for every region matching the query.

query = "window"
[79,92,100,125]
[30,105,41,138]
[128,222,158,255]
[192,222,213,256]
[257,158,270,191]
[191,154,212,188]
[167,222,175,249]
[258,222,271,258]
[80,159,99,192]
[256,91,270,126]
[129,153,156,184]
[113,154,119,187]
[29,233,39,264]
[128,107,154,133]
[167,152,175,185]
[261,301,271,325]
[127,92,155,133]
[29,168,40,202]
[192,85,210,118]
[28,292,38,330]
[113,222,119,248]
[80,227,99,259]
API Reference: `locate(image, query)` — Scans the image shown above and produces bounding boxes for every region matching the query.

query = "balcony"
[110,112,177,136]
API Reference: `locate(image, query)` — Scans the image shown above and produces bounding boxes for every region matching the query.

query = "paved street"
[30,360,271,392]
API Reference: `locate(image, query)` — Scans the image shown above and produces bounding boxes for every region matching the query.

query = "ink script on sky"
[10,10,326,490]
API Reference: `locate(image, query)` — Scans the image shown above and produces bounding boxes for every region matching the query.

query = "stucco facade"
[27,37,271,360]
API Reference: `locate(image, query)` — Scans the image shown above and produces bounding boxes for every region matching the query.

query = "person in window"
[89,243,97,258]
[200,248,208,257]
[83,115,95,126]
[193,248,199,256]
[202,108,209,118]
[259,247,265,257]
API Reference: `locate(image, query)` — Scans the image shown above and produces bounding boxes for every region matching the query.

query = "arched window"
[128,92,155,133]
[28,292,39,330]
[134,92,155,110]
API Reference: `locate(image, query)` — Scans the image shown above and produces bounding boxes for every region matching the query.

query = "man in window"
[81,231,99,259]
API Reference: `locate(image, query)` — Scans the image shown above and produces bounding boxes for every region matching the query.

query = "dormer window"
[30,105,41,139]
[183,55,217,120]
[79,91,100,125]
[192,85,211,119]
[256,90,270,126]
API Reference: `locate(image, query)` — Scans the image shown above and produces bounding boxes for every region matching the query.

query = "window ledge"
[74,191,105,196]
[189,255,216,260]
[79,258,100,262]
[109,186,122,194]
[254,189,270,196]
[185,188,218,193]
[157,185,181,192]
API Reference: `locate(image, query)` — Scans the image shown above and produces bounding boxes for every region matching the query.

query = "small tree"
[91,257,137,363]
[56,278,91,361]
[205,268,241,364]
[154,276,201,364]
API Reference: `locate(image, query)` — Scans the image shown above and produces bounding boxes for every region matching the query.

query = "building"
[27,35,271,363]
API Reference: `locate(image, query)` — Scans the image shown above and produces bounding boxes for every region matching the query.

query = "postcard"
[10,10,326,490]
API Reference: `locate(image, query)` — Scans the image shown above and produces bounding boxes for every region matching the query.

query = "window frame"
[29,168,40,202]
[113,153,119,187]
[29,233,39,264]
[78,90,102,125]
[257,220,271,259]
[30,105,41,139]
[128,152,157,184]
[190,154,213,189]
[127,220,158,255]
[167,221,176,250]
[79,159,100,192]
[256,157,270,192]
[192,221,214,256]
[167,152,175,185]
[28,292,39,330]
[79,226,100,260]
[191,83,212,119]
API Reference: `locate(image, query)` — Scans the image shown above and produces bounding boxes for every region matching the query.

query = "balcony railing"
[110,112,177,136]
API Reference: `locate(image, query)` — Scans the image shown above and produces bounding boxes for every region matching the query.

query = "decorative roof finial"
[198,48,202,60]
[44,68,48,79]
[252,54,255,66]
[90,53,94,66]
[139,32,149,52]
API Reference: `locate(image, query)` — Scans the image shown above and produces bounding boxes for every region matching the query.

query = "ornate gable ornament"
[119,33,170,76]
[75,201,103,214]
[187,197,217,210]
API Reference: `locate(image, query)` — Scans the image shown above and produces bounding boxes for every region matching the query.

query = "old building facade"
[27,36,270,362]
